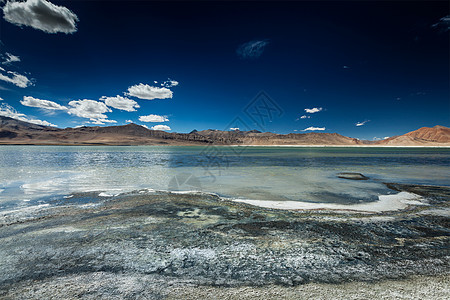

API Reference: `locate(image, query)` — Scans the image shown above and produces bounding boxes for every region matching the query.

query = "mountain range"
[0,116,449,146]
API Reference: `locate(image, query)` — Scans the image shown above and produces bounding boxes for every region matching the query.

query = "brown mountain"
[0,117,207,145]
[0,116,448,146]
[375,125,450,146]
[0,116,361,146]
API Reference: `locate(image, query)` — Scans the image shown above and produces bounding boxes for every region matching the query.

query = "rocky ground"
[0,183,449,299]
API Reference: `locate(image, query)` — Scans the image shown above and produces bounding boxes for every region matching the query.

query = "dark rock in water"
[337,172,368,180]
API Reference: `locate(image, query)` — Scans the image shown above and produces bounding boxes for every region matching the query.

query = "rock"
[1,184,449,298]
[337,172,368,180]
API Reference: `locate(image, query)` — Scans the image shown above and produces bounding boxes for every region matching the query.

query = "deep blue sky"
[0,0,448,140]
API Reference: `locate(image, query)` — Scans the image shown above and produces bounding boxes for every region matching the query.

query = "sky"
[0,0,448,140]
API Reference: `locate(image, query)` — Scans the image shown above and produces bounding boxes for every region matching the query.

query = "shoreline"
[1,184,449,298]
[233,191,430,213]
[233,144,450,148]
[0,143,449,148]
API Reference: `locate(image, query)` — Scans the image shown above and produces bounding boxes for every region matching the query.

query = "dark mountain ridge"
[0,116,448,146]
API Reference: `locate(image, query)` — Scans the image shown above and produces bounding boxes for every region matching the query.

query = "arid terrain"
[1,183,449,299]
[376,125,450,146]
[0,116,449,146]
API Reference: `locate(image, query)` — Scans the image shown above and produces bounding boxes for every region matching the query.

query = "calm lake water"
[0,146,449,210]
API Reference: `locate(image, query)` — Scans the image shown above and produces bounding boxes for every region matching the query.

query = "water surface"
[0,146,449,210]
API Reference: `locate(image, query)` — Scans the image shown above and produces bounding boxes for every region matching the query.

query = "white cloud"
[141,124,149,129]
[125,119,133,123]
[300,115,310,119]
[68,99,116,124]
[3,0,79,34]
[90,119,116,125]
[237,40,269,59]
[23,118,55,127]
[138,114,169,123]
[20,96,67,110]
[151,125,171,131]
[373,136,390,141]
[432,15,450,32]
[3,53,20,64]
[100,95,140,112]
[230,127,239,131]
[0,103,56,126]
[302,126,325,131]
[0,97,3,101]
[161,79,179,87]
[126,83,173,100]
[356,120,370,127]
[304,107,322,114]
[0,70,32,88]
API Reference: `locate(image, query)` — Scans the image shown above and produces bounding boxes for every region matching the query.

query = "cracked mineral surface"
[0,183,449,299]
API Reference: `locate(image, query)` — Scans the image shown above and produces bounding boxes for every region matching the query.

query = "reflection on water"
[0,146,449,210]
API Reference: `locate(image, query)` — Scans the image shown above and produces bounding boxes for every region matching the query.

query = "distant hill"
[0,117,207,145]
[0,116,448,146]
[375,125,450,146]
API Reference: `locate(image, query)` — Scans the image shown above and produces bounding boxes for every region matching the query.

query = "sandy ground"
[2,273,448,299]
[166,275,450,300]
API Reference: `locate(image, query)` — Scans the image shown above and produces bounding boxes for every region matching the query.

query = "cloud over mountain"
[20,96,67,110]
[3,0,79,34]
[126,83,173,100]
[100,95,140,112]
[302,126,325,131]
[68,99,116,124]
[0,103,56,126]
[151,124,171,131]
[138,114,169,123]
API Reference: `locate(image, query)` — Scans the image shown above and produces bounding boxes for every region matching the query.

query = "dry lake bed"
[0,182,449,299]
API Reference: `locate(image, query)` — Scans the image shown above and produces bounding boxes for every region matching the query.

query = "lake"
[0,145,449,211]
